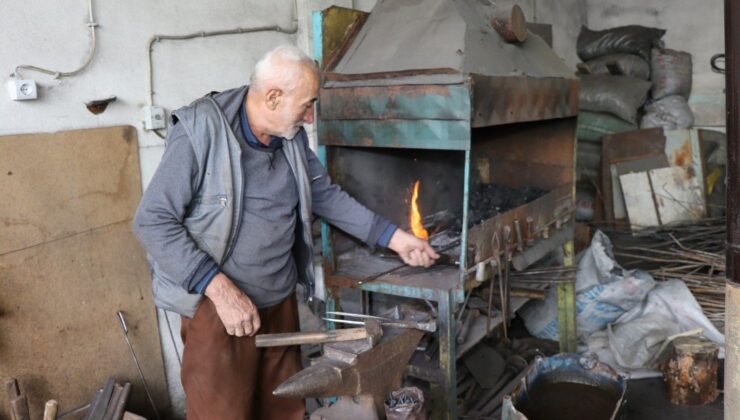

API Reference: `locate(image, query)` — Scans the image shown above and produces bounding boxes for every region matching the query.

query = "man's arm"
[305,143,438,266]
[132,123,219,291]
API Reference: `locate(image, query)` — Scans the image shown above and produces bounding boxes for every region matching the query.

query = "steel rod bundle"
[610,218,727,331]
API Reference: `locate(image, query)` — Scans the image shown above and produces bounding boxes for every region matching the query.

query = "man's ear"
[266,88,283,110]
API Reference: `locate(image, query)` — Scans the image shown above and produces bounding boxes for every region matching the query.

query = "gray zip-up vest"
[150,92,315,318]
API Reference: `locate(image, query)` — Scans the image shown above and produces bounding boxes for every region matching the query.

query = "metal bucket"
[502,354,627,420]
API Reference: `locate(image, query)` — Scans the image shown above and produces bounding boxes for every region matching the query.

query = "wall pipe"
[145,2,299,139]
[13,0,98,79]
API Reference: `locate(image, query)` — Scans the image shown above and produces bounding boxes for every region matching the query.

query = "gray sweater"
[134,86,394,307]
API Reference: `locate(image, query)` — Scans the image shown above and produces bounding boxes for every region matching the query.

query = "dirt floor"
[625,378,723,420]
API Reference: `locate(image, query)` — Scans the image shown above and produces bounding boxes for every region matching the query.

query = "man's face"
[275,69,319,139]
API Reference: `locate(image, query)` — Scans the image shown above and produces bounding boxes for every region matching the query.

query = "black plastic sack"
[580,54,650,80]
[579,74,652,124]
[640,95,694,129]
[577,25,666,61]
[651,48,693,100]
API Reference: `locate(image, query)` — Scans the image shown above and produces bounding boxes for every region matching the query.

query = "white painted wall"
[0,0,586,416]
[585,0,726,127]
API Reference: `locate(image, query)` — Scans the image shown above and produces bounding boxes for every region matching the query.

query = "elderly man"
[133,45,438,420]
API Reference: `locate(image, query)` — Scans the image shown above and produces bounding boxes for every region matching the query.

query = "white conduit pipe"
[145,1,300,139]
[13,0,98,79]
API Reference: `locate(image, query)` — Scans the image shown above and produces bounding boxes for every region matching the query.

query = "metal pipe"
[726,0,740,417]
[145,0,300,138]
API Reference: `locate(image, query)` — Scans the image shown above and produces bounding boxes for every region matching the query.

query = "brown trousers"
[180,293,305,420]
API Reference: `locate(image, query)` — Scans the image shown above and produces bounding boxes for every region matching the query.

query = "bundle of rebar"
[610,218,726,331]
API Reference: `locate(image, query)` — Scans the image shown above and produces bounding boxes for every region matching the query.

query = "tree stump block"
[661,336,720,405]
[491,5,528,43]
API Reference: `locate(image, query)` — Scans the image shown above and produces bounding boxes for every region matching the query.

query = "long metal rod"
[116,311,161,420]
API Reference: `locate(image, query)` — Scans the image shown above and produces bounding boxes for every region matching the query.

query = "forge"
[312,1,579,417]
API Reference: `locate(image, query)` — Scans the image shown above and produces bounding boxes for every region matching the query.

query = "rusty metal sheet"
[320,7,369,71]
[601,128,666,224]
[470,75,580,127]
[320,119,470,150]
[466,185,574,268]
[472,117,577,190]
[319,83,470,121]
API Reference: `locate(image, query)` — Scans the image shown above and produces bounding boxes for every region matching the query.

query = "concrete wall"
[0,0,586,416]
[585,0,726,127]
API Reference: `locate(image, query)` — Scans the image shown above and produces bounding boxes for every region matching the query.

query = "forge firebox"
[312,1,579,417]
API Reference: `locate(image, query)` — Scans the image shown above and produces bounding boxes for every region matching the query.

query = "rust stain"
[671,140,693,167]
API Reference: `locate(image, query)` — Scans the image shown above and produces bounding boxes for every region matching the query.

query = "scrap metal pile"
[611,218,726,331]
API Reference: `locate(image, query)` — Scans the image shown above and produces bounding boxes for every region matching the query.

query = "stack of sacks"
[576,25,665,139]
[573,26,695,222]
[576,25,695,133]
[641,48,694,129]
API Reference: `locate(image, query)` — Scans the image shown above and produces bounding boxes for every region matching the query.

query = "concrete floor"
[624,378,723,420]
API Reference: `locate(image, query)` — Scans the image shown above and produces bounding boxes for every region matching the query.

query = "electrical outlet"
[7,79,37,100]
[143,106,166,130]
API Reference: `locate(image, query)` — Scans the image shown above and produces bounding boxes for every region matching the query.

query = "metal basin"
[502,354,627,420]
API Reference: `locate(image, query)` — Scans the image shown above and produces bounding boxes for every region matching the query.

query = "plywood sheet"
[0,126,140,255]
[0,126,168,419]
[650,166,706,225]
[620,172,660,230]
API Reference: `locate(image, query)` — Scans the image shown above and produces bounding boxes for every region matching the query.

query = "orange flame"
[410,180,429,240]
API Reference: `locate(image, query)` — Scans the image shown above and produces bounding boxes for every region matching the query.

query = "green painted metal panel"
[320,119,471,150]
[320,84,470,121]
[558,240,577,352]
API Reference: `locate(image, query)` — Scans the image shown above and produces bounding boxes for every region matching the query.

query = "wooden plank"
[255,327,369,347]
[620,171,661,230]
[0,126,169,420]
[0,126,140,255]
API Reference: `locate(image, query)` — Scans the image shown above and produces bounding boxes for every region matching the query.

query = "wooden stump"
[491,5,528,43]
[661,337,720,405]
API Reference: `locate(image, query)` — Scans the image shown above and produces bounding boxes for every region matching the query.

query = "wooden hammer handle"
[255,327,368,347]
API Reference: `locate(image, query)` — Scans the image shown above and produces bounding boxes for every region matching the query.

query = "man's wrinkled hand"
[387,229,440,268]
[204,272,261,337]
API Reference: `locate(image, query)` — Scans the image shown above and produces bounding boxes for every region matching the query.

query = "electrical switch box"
[7,79,38,100]
[143,106,166,130]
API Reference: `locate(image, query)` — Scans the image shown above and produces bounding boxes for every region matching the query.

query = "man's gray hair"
[250,45,318,94]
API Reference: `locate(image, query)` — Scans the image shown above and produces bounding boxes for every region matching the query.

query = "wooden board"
[0,126,141,255]
[650,166,706,225]
[0,126,169,420]
[620,171,660,230]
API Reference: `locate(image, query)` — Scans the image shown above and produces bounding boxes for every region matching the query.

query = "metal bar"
[557,240,577,352]
[435,289,457,420]
[459,148,471,299]
[726,1,740,417]
[116,312,160,420]
[84,379,114,420]
[314,10,338,331]
[726,0,740,286]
